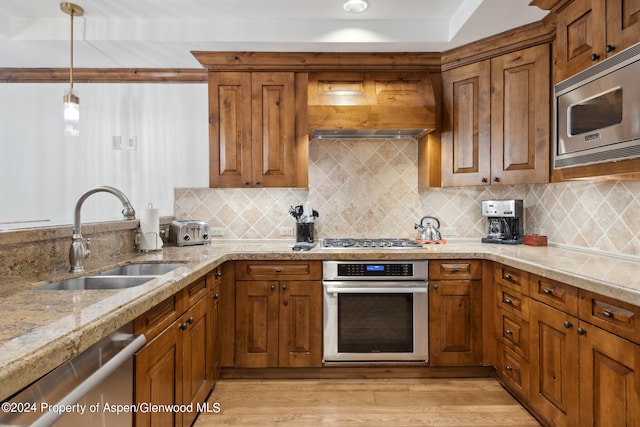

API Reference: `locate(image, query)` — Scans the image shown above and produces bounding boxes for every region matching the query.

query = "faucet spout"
[70,186,136,273]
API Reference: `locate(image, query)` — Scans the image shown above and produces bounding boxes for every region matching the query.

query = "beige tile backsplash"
[175,139,640,258]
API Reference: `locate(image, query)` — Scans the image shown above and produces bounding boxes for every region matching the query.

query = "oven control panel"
[337,263,413,276]
[323,260,428,281]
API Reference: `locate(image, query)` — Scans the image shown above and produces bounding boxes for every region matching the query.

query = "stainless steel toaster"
[168,220,210,246]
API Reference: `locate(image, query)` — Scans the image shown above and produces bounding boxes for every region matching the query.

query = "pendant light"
[343,0,369,13]
[61,2,84,137]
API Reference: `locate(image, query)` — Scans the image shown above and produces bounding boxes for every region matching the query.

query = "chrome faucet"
[69,186,136,273]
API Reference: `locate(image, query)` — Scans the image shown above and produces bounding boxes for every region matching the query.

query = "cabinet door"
[251,72,296,187]
[135,321,182,427]
[490,45,549,185]
[578,321,640,427]
[429,280,482,366]
[209,72,252,187]
[555,0,606,82]
[278,281,322,368]
[235,280,280,368]
[530,301,579,427]
[606,0,640,56]
[441,60,491,186]
[181,296,213,427]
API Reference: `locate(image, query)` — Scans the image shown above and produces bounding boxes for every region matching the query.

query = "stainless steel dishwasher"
[0,324,145,427]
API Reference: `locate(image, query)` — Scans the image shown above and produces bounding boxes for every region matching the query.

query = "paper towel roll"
[139,204,162,250]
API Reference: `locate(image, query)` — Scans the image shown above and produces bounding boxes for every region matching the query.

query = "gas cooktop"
[322,238,423,249]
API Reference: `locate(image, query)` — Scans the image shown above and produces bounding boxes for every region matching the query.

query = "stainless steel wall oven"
[322,260,428,363]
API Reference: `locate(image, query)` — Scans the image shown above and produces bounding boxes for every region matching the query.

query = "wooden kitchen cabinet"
[555,0,640,83]
[235,261,322,368]
[429,260,483,366]
[208,71,301,188]
[441,44,550,186]
[134,276,214,427]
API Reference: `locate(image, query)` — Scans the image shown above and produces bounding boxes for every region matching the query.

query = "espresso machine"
[481,199,524,244]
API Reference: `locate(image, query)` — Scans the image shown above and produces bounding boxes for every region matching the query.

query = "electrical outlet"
[533,227,544,235]
[210,227,224,237]
[112,136,122,150]
[126,136,137,151]
[442,227,457,237]
[279,227,294,237]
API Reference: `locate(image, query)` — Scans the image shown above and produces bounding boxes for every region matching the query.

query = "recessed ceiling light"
[343,0,369,14]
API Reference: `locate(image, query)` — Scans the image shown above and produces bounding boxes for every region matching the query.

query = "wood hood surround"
[192,52,441,139]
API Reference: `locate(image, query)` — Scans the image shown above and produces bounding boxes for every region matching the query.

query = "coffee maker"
[481,199,524,244]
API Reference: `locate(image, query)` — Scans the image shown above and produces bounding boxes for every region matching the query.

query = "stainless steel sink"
[35,262,185,290]
[36,275,156,290]
[98,263,184,276]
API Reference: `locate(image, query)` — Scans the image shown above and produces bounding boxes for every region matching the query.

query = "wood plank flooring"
[194,378,540,426]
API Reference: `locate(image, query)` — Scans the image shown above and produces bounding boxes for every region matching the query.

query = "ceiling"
[0,0,547,68]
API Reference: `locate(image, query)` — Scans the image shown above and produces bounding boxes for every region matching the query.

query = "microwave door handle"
[325,286,427,294]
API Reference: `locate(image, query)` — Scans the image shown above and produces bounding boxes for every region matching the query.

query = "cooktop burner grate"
[322,238,423,249]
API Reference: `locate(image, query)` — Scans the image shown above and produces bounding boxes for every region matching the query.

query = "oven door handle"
[325,286,427,294]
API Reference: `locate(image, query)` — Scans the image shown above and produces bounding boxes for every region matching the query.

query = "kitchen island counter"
[1,239,640,401]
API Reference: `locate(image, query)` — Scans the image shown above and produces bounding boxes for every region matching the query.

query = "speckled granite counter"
[1,239,640,401]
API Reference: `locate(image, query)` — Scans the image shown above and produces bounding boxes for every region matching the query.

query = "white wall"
[0,83,208,226]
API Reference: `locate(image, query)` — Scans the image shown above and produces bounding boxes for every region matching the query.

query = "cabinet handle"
[271,285,276,290]
[504,273,512,280]
[577,327,587,336]
[564,320,573,329]
[602,310,613,318]
[590,53,600,61]
[213,293,219,300]
[493,177,500,183]
[505,365,514,371]
[505,329,513,335]
[215,272,222,278]
[504,298,512,304]
[605,44,615,53]
[255,180,261,185]
[243,181,250,185]
[481,177,488,183]
[187,317,194,324]
[282,284,287,290]
[275,268,281,272]
[543,288,553,295]
[433,284,438,289]
[179,323,188,331]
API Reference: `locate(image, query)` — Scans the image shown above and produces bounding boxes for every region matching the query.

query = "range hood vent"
[308,72,437,140]
[312,129,428,139]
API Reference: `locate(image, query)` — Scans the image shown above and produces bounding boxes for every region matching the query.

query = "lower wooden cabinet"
[429,260,483,366]
[235,279,322,368]
[134,276,214,427]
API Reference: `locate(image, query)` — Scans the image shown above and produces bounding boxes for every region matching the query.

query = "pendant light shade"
[61,2,84,137]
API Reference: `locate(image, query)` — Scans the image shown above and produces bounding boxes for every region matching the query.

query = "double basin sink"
[36,263,185,290]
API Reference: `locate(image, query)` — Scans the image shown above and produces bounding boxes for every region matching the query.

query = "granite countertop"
[1,239,640,401]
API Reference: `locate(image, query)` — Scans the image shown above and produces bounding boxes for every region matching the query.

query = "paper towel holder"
[135,231,163,252]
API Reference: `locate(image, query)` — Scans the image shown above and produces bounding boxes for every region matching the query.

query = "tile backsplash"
[175,139,640,258]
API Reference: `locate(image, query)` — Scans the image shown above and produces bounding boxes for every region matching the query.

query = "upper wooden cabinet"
[555,0,640,82]
[441,44,550,186]
[208,71,307,188]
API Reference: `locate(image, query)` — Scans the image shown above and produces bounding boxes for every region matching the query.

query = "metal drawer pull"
[504,274,512,280]
[602,311,613,318]
[543,288,553,295]
[505,365,515,371]
[577,327,587,336]
[564,320,573,329]
[504,298,513,304]
[505,329,513,335]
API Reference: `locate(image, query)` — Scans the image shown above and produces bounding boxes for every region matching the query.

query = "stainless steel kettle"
[414,216,442,241]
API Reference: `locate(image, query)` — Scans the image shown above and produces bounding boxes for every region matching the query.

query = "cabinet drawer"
[496,284,529,321]
[497,309,529,359]
[530,274,578,316]
[134,293,180,340]
[496,343,530,401]
[236,260,321,280]
[579,290,640,344]
[494,264,529,295]
[429,260,482,280]
[184,276,210,307]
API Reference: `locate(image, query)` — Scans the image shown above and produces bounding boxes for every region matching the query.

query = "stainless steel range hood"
[308,72,437,140]
[312,129,429,139]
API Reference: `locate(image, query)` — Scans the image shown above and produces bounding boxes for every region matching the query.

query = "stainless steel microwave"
[554,42,640,169]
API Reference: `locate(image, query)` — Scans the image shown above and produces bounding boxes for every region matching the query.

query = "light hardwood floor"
[194,378,540,426]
